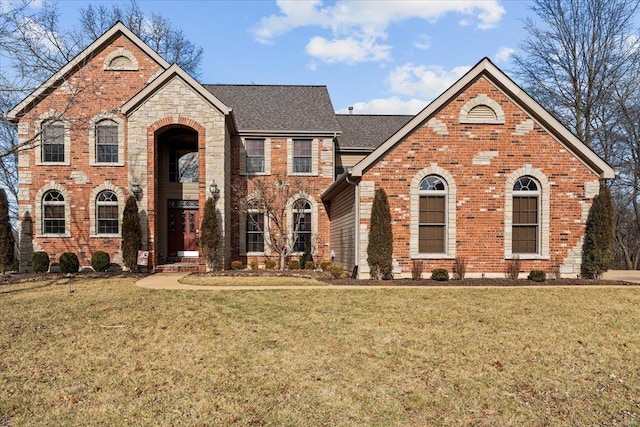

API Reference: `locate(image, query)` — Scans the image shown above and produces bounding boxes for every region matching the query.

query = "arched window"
[96,190,119,234]
[293,199,312,253]
[43,190,65,234]
[512,176,539,254]
[96,119,119,163]
[418,176,447,253]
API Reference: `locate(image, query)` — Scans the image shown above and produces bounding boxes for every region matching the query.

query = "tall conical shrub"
[0,189,15,273]
[199,197,219,270]
[368,187,393,279]
[121,195,142,271]
[582,181,614,279]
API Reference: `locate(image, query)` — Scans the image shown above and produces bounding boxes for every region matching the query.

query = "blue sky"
[53,0,534,114]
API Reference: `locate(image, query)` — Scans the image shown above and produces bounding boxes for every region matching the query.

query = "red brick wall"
[229,135,334,266]
[360,76,599,277]
[18,34,164,267]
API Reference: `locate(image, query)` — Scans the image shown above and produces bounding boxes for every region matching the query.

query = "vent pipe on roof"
[348,106,353,115]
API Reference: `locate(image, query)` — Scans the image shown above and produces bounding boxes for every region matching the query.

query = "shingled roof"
[336,114,413,150]
[205,85,341,134]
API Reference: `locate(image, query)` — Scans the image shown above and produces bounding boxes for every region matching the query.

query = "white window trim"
[287,138,319,176]
[35,182,71,237]
[35,112,71,166]
[504,165,550,260]
[89,113,125,166]
[286,193,318,256]
[89,182,125,238]
[239,137,271,176]
[410,165,456,259]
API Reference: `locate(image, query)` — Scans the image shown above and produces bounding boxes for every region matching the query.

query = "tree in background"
[199,197,219,270]
[0,0,204,225]
[0,188,15,273]
[582,182,614,278]
[514,0,640,268]
[121,195,142,272]
[367,188,393,280]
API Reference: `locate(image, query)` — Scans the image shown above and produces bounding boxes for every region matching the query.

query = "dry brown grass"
[179,275,327,287]
[1,278,639,425]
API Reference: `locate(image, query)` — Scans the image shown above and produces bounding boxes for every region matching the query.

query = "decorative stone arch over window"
[89,182,125,237]
[89,112,125,166]
[504,165,550,259]
[410,165,457,259]
[35,181,71,237]
[103,48,139,71]
[239,195,271,257]
[35,111,71,166]
[286,193,319,255]
[459,94,505,124]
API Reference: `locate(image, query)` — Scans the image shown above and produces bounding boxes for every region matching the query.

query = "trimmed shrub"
[0,188,15,274]
[249,258,259,270]
[300,250,313,269]
[288,260,301,270]
[528,270,546,282]
[59,252,79,274]
[200,197,220,270]
[265,259,277,269]
[431,268,449,281]
[91,251,111,272]
[319,260,331,271]
[305,261,314,270]
[32,251,50,273]
[367,188,393,279]
[326,262,344,279]
[582,182,614,279]
[122,195,142,272]
[231,260,243,270]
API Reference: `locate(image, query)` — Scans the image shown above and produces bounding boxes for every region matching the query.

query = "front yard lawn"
[1,278,639,425]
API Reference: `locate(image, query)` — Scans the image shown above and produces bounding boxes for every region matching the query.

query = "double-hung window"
[245,139,265,174]
[512,176,539,254]
[43,190,65,234]
[96,120,119,163]
[293,199,312,252]
[42,122,65,163]
[246,211,265,253]
[418,176,446,253]
[96,190,119,234]
[293,139,312,174]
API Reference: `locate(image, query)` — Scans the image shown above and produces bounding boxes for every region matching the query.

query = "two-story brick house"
[7,22,614,278]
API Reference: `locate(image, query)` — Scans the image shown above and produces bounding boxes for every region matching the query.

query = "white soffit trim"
[6,22,170,120]
[120,64,230,116]
[351,57,615,180]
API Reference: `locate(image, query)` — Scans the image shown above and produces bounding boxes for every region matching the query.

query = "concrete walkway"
[135,270,640,290]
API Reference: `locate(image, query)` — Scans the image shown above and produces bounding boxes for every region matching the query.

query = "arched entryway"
[155,125,201,262]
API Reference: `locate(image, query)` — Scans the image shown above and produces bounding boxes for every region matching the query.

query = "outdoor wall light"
[131,183,142,200]
[209,181,220,202]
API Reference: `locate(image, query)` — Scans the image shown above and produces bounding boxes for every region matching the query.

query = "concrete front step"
[155,262,203,273]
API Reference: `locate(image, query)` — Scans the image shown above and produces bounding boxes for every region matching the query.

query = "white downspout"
[346,170,359,277]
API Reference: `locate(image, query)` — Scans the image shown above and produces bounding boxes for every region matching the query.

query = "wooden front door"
[167,200,199,258]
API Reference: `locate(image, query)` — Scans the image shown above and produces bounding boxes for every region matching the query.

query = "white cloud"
[340,97,427,115]
[494,46,515,63]
[413,34,431,50]
[253,0,506,63]
[306,36,391,64]
[387,63,471,99]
